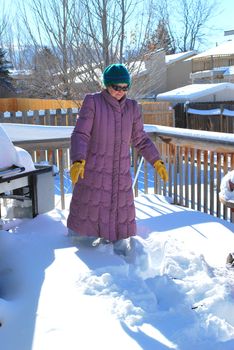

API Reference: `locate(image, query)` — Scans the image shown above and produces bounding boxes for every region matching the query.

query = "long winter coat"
[67,90,160,241]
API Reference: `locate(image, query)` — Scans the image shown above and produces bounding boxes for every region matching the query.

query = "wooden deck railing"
[12,125,234,222]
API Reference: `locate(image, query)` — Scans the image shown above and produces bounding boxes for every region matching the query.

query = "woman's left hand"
[154,160,168,182]
[70,160,86,184]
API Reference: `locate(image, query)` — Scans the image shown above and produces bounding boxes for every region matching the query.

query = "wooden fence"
[0,98,174,127]
[148,127,234,222]
[141,102,174,126]
[186,102,234,133]
[0,98,83,112]
[10,125,234,223]
[0,108,79,126]
[174,101,234,132]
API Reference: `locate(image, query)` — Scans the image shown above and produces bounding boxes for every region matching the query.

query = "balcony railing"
[8,124,234,222]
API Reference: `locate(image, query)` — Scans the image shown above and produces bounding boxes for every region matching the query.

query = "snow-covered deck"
[1,194,234,350]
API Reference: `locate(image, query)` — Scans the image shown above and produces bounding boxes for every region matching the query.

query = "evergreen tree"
[0,48,14,93]
[146,20,175,54]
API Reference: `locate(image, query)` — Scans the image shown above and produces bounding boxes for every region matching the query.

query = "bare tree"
[152,0,219,52]
[17,0,79,99]
[4,0,162,99]
[75,0,136,67]
[70,0,137,74]
[177,0,218,51]
[0,3,9,45]
[70,0,155,92]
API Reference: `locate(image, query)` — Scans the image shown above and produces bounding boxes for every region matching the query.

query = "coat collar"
[101,89,127,111]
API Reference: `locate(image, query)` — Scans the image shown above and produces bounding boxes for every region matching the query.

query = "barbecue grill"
[0,164,54,221]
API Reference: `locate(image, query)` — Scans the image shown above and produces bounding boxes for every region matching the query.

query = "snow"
[187,108,221,116]
[2,122,234,147]
[9,69,33,77]
[223,109,234,117]
[143,124,234,146]
[223,66,234,76]
[220,171,234,201]
[0,125,17,168]
[156,83,234,103]
[165,51,196,65]
[0,125,35,173]
[191,40,234,60]
[1,120,234,349]
[1,194,234,350]
[0,123,74,142]
[187,107,234,117]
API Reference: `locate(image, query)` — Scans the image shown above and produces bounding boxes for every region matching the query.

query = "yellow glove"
[70,160,86,185]
[154,160,168,182]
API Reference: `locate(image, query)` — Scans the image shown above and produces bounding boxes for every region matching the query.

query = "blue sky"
[205,0,234,48]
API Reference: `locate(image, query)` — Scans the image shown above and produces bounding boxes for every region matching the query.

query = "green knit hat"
[103,64,131,87]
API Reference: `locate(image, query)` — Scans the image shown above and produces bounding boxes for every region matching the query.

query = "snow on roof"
[191,40,234,60]
[156,83,234,103]
[165,51,196,64]
[223,65,234,76]
[129,60,147,76]
[73,67,102,84]
[9,69,33,76]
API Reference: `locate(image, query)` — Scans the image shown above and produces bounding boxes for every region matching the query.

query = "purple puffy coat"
[67,90,160,241]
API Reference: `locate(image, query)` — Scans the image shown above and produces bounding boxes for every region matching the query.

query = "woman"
[67,63,168,254]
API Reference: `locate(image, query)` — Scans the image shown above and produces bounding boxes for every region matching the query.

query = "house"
[189,40,234,84]
[166,51,197,90]
[156,82,234,104]
[156,83,234,131]
[130,50,196,99]
[129,49,167,99]
[134,40,234,99]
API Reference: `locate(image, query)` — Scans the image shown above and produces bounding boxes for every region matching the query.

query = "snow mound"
[0,125,35,172]
[220,171,234,201]
[0,195,234,349]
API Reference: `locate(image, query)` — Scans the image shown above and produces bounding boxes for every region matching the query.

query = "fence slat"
[216,153,222,218]
[197,150,201,211]
[190,148,195,209]
[209,151,214,216]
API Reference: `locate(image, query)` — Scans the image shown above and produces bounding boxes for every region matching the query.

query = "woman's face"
[107,84,129,100]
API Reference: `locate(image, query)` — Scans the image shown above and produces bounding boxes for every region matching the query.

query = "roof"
[165,51,196,64]
[191,40,234,60]
[156,83,234,103]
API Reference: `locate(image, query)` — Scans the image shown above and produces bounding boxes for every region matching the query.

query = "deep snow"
[1,194,234,350]
[1,123,234,349]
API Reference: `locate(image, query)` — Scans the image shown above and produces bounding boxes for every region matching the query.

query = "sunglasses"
[110,84,129,92]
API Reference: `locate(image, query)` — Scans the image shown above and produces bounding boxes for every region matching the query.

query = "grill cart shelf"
[0,164,54,219]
